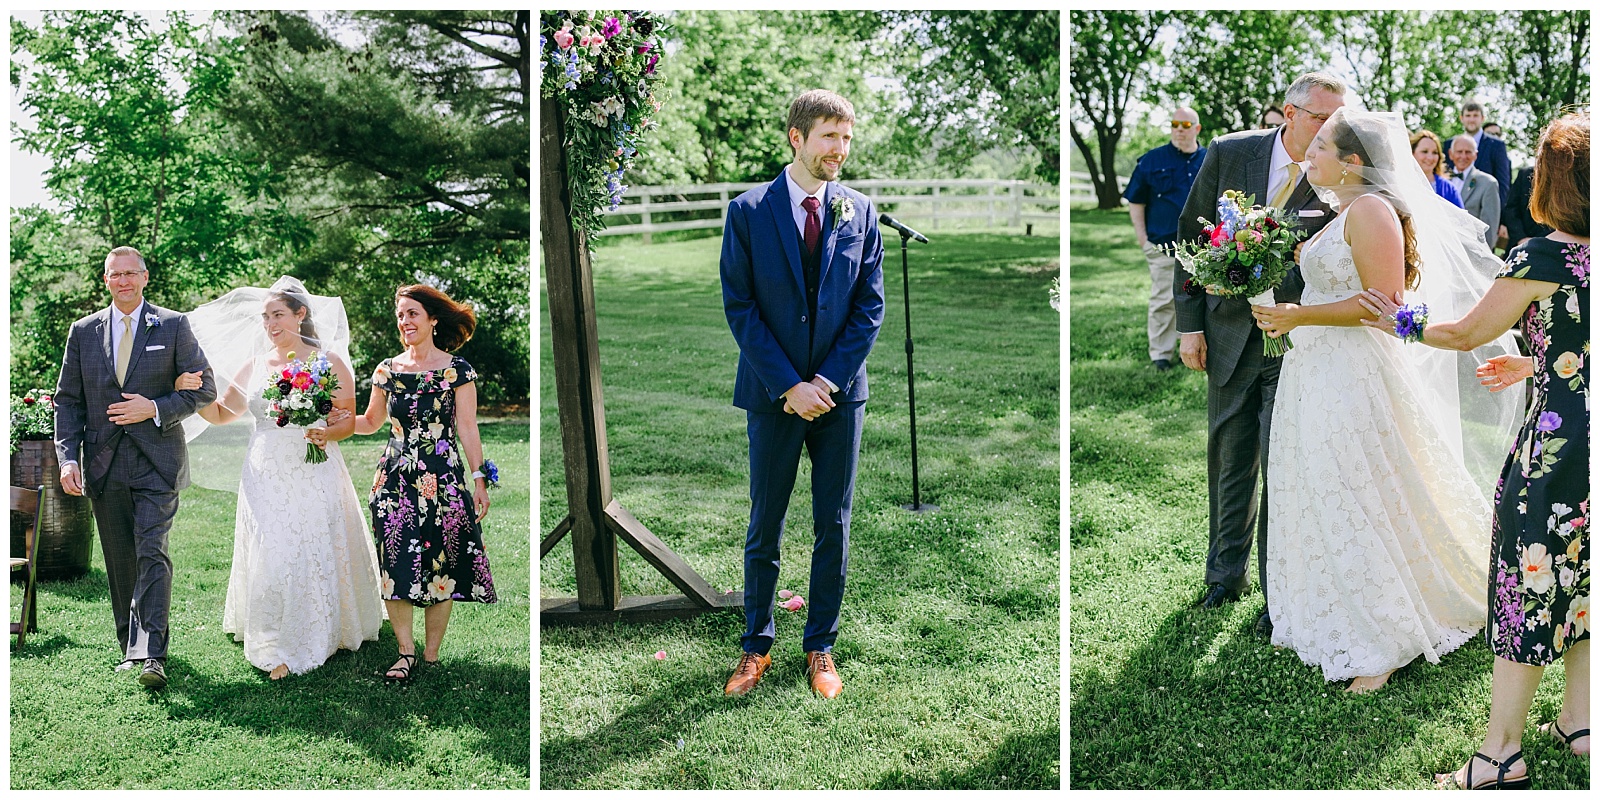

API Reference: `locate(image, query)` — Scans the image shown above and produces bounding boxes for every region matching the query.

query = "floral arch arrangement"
[539,10,668,238]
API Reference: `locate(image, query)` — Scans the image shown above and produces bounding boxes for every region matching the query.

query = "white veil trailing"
[183,276,353,492]
[1312,108,1525,490]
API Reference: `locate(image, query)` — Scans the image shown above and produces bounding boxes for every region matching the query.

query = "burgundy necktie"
[801,196,821,258]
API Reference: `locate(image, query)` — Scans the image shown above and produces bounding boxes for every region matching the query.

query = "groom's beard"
[801,151,843,182]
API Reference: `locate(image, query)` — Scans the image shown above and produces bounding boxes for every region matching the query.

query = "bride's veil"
[183,276,352,492]
[1311,108,1525,492]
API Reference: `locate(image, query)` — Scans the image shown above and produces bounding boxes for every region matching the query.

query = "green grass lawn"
[1067,206,1587,790]
[10,421,531,789]
[539,232,1061,789]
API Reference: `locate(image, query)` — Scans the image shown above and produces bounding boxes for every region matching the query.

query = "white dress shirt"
[1264,128,1302,207]
[781,165,838,394]
[1450,165,1474,195]
[785,166,828,238]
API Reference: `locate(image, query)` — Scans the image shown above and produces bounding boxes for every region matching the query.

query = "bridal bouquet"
[1169,189,1305,357]
[262,351,339,464]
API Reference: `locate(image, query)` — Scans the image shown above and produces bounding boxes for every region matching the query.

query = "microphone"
[878,213,929,243]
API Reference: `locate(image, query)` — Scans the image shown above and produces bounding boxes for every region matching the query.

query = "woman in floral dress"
[351,285,498,682]
[1363,111,1588,789]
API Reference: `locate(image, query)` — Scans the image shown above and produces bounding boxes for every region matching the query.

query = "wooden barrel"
[11,439,95,581]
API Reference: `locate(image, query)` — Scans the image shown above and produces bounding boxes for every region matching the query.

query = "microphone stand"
[895,230,937,514]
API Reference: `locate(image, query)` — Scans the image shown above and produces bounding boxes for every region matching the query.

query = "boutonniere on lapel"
[145,312,161,330]
[1467,177,1477,193]
[830,195,855,228]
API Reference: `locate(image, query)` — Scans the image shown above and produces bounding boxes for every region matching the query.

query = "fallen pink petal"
[653,650,667,660]
[778,589,793,600]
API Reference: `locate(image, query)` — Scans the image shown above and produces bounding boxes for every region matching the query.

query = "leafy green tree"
[1481,10,1589,150]
[633,11,890,186]
[1069,11,1168,209]
[876,11,1059,183]
[214,11,530,404]
[1167,11,1328,139]
[10,11,302,389]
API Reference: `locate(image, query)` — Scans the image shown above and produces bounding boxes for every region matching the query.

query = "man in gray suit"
[54,247,214,689]
[1448,134,1502,249]
[1174,73,1345,636]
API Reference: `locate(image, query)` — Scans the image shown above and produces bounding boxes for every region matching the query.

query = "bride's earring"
[1340,167,1349,185]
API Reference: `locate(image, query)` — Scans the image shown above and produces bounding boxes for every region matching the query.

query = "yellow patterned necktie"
[1269,163,1300,209]
[115,316,133,386]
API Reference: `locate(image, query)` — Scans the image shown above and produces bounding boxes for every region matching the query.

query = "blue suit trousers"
[741,401,864,655]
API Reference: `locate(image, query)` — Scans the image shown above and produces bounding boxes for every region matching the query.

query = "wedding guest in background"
[1260,105,1286,128]
[1484,121,1503,139]
[1461,101,1512,208]
[1462,101,1512,247]
[1503,164,1552,250]
[1411,129,1464,208]
[1450,134,1502,249]
[1125,106,1206,372]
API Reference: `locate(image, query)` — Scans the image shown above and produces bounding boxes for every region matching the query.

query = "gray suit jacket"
[1458,169,1502,249]
[54,302,215,497]
[1174,128,1336,387]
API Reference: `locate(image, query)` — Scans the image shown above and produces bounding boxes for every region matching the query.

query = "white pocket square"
[1298,210,1325,218]
[145,344,166,351]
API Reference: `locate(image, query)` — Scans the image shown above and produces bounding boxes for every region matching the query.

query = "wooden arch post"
[538,97,741,623]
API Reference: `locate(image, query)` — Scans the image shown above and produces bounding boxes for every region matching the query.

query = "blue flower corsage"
[473,459,500,488]
[1393,303,1428,343]
[145,312,161,330]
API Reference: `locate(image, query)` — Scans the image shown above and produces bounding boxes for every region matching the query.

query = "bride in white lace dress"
[180,279,382,679]
[1251,110,1523,692]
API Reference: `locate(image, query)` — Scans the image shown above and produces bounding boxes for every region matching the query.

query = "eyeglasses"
[1289,105,1332,123]
[105,270,145,281]
[1170,121,1195,130]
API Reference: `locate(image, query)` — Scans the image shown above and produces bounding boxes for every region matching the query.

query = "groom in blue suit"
[720,89,885,699]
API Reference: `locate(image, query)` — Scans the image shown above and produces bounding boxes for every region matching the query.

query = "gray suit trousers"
[91,437,178,662]
[1204,327,1279,599]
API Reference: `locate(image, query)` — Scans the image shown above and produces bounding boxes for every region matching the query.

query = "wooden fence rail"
[599,178,1059,243]
[1068,170,1122,206]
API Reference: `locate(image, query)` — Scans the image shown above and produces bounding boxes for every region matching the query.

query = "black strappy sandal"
[1542,719,1590,754]
[379,653,418,683]
[1437,750,1530,790]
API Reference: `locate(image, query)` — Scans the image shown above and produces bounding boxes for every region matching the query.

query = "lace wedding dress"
[221,358,383,674]
[1265,209,1490,681]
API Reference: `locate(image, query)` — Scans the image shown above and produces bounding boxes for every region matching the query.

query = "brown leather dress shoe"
[806,651,842,699]
[723,651,772,696]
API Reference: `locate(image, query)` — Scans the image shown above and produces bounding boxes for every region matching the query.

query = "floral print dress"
[1488,238,1589,665]
[369,356,498,607]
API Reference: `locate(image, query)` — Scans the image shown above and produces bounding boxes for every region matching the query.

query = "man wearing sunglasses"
[1173,72,1346,638]
[1124,107,1205,372]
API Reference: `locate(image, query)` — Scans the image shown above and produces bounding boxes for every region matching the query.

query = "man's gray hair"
[103,246,147,273]
[1452,134,1478,152]
[1284,72,1347,109]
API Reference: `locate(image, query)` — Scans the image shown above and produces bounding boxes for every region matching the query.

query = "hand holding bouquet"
[1169,190,1305,357]
[263,351,340,464]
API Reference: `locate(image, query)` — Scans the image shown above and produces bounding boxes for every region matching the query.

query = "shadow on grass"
[145,633,530,773]
[541,615,1056,790]
[873,726,1060,789]
[1069,598,1587,790]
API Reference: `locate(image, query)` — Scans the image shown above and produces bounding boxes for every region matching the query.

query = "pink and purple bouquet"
[262,350,340,464]
[1169,189,1304,357]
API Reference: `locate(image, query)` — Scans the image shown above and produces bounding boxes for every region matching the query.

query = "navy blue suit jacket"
[1474,133,1512,209]
[721,173,885,412]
